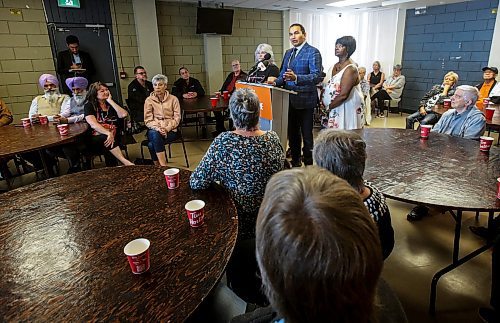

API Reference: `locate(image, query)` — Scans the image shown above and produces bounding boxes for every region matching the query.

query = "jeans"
[147,129,178,161]
[288,105,314,165]
[406,111,439,130]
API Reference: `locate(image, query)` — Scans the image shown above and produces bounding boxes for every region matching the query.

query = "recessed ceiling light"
[327,0,377,7]
[292,0,310,2]
[317,7,325,9]
[381,0,417,6]
[273,4,281,7]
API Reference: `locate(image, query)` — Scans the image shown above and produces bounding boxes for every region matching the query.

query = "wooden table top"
[0,122,88,158]
[0,166,238,321]
[180,95,229,113]
[359,128,500,211]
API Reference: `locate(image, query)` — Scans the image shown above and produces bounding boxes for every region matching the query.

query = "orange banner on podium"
[235,83,273,120]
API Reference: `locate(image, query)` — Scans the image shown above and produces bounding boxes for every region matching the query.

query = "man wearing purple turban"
[56,76,88,124]
[28,74,70,119]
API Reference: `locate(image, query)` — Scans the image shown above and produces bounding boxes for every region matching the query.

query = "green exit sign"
[58,0,81,8]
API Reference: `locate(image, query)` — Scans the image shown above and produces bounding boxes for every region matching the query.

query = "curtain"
[290,9,399,78]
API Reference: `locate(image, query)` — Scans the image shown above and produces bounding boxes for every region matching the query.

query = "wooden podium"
[235,81,296,149]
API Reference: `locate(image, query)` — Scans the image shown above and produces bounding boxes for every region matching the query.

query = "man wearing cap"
[127,66,153,125]
[475,66,498,111]
[57,35,95,95]
[57,76,88,124]
[407,85,486,221]
[29,74,70,118]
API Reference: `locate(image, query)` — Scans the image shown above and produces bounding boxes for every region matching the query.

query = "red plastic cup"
[479,136,494,152]
[164,168,180,189]
[39,115,48,125]
[124,238,151,274]
[485,107,495,120]
[223,91,229,100]
[185,200,205,227]
[210,97,218,108]
[443,99,451,109]
[497,177,500,199]
[215,91,221,99]
[57,124,69,136]
[483,98,490,106]
[420,125,432,139]
[21,118,31,127]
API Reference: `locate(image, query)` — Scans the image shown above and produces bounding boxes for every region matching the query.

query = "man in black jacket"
[172,67,205,99]
[127,66,153,123]
[56,35,95,95]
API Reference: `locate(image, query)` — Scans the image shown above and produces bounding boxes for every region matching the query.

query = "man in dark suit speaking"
[57,35,95,94]
[274,23,323,167]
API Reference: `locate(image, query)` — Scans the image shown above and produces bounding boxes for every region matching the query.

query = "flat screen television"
[196,7,234,35]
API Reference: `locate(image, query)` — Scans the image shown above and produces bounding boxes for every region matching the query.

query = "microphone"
[248,53,272,76]
[257,60,270,71]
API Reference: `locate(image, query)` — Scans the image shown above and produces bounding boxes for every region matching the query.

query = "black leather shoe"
[303,157,313,166]
[407,205,429,221]
[469,226,491,240]
[479,307,499,323]
[291,160,302,167]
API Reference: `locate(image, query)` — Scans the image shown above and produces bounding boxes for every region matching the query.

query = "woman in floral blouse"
[190,88,284,304]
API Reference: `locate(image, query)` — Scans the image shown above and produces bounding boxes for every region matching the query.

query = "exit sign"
[58,0,81,8]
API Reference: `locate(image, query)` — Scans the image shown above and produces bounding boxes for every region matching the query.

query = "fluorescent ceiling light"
[326,0,377,7]
[381,0,417,6]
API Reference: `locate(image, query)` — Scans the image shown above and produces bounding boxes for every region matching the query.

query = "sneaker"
[479,307,499,323]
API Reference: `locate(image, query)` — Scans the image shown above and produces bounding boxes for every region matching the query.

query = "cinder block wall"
[156,2,283,91]
[0,0,53,121]
[402,0,498,112]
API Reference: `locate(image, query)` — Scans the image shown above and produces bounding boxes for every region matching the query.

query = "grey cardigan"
[383,75,406,99]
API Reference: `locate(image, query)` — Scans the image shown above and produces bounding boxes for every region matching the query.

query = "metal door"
[48,24,122,103]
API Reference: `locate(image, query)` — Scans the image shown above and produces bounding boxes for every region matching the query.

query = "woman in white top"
[321,36,364,130]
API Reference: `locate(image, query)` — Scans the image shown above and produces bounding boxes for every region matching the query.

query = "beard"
[73,92,87,106]
[44,89,59,104]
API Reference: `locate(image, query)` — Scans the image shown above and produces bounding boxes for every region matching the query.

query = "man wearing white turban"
[28,74,70,119]
[56,76,88,124]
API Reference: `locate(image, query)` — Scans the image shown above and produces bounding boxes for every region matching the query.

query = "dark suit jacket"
[56,49,96,80]
[127,79,153,122]
[275,42,323,109]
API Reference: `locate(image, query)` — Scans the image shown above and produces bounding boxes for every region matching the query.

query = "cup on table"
[485,107,495,120]
[185,199,205,227]
[124,238,151,274]
[443,99,451,109]
[39,115,49,125]
[420,125,432,139]
[57,124,69,136]
[483,98,490,106]
[164,168,180,189]
[223,91,229,100]
[21,118,31,128]
[497,177,500,199]
[479,136,494,152]
[210,97,218,108]
[215,91,221,99]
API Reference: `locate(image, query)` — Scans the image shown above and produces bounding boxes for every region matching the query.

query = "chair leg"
[141,143,145,160]
[123,146,129,159]
[168,144,172,158]
[475,211,480,221]
[181,138,189,168]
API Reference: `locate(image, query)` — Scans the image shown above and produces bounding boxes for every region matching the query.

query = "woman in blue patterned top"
[190,88,285,304]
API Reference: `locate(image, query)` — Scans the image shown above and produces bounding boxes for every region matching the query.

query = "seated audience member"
[476,66,498,111]
[29,74,70,118]
[127,66,153,124]
[247,43,280,84]
[369,60,385,94]
[232,167,407,322]
[359,66,372,125]
[313,129,394,259]
[0,98,13,126]
[144,74,181,166]
[172,66,205,99]
[190,88,285,304]
[407,85,486,221]
[57,35,95,95]
[84,82,134,166]
[371,64,405,118]
[406,71,459,130]
[214,60,248,135]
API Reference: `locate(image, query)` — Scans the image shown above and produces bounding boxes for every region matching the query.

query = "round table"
[0,166,238,321]
[358,128,499,314]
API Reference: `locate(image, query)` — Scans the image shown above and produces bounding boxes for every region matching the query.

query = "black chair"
[140,124,189,168]
[383,86,405,117]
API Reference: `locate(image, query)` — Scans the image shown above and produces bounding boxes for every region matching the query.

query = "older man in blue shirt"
[407,85,486,221]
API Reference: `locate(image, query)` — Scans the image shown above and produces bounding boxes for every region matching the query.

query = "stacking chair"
[383,87,405,117]
[140,124,189,168]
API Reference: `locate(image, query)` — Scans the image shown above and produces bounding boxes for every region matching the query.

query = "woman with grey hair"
[313,129,394,259]
[190,88,284,303]
[144,73,181,166]
[371,64,405,118]
[247,43,280,84]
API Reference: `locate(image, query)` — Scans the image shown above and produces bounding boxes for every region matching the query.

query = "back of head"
[313,129,366,192]
[229,88,261,130]
[257,166,382,323]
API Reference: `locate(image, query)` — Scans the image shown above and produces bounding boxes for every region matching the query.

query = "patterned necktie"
[289,48,297,66]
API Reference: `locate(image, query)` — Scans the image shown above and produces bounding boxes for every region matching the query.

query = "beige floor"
[1,113,498,322]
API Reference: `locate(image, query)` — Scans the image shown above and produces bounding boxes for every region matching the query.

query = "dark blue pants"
[288,105,314,165]
[406,111,439,130]
[147,129,178,161]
